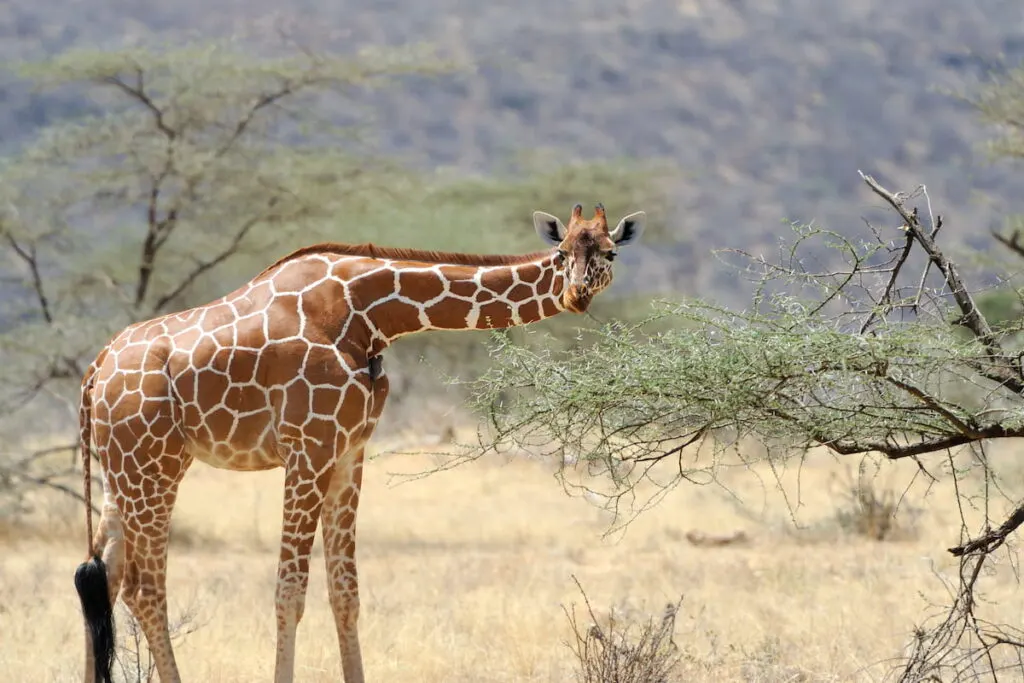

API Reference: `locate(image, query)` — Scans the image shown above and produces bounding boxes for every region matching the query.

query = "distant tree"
[962,62,1024,331]
[0,39,455,510]
[466,63,1024,680]
[970,64,1024,162]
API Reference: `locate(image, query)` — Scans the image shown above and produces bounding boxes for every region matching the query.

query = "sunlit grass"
[3,434,1023,682]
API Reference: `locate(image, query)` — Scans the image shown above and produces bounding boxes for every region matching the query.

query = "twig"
[15,442,80,465]
[101,68,177,140]
[215,81,301,158]
[911,187,942,312]
[860,229,914,334]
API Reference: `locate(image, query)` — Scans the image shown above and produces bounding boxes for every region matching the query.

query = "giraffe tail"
[75,355,115,683]
[75,556,115,683]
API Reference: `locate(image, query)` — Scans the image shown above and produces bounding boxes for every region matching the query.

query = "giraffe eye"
[605,250,617,262]
[557,249,568,263]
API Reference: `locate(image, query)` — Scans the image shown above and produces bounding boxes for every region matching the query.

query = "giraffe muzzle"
[564,284,592,313]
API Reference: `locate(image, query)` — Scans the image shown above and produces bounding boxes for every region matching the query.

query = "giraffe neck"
[353,253,567,349]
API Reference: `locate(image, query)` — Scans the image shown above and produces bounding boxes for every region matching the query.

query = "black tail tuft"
[75,555,115,683]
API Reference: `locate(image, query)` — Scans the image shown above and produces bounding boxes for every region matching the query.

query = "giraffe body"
[75,204,645,683]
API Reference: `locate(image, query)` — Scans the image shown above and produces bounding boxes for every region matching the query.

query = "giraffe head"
[533,203,646,313]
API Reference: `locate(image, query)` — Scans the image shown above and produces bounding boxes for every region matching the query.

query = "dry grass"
[3,433,1024,682]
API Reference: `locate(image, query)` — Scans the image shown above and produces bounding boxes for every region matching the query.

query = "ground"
[2,433,1022,682]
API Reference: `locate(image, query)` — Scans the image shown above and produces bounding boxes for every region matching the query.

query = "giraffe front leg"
[273,439,337,683]
[321,447,366,683]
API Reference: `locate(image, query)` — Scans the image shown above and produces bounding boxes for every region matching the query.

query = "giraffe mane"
[259,241,554,275]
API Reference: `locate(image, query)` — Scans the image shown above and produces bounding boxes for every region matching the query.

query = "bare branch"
[992,227,1024,261]
[152,213,266,313]
[135,159,178,309]
[859,174,996,347]
[910,215,940,312]
[860,172,1024,395]
[216,81,301,158]
[5,234,53,323]
[0,458,101,515]
[949,502,1024,557]
[860,229,914,334]
[100,67,177,140]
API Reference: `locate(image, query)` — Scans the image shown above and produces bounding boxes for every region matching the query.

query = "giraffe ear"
[610,211,646,246]
[533,211,566,246]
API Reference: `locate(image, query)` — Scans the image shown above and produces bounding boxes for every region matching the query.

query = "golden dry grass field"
[2,433,1024,682]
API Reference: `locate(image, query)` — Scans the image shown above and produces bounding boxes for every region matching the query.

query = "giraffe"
[74,202,646,683]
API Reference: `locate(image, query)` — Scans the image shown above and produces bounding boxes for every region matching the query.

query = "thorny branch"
[860,171,1024,395]
[949,502,1024,557]
[787,412,1024,459]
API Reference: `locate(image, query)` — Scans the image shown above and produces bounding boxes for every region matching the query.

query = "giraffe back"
[88,254,382,472]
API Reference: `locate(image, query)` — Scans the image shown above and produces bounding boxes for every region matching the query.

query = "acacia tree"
[0,39,452,510]
[465,66,1024,679]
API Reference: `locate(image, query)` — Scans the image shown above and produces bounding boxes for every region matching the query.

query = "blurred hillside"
[2,1,1024,305]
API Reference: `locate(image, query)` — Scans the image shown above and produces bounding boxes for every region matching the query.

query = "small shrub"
[116,599,202,682]
[564,576,683,683]
[833,468,917,542]
[738,635,811,682]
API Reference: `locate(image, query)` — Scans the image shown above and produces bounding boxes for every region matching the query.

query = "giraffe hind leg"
[116,455,191,683]
[95,422,191,683]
